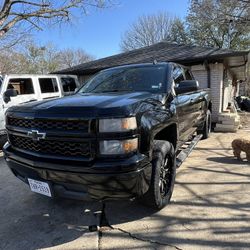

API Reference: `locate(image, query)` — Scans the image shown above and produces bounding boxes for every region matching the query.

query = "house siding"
[191,64,208,89]
[192,63,224,122]
[78,75,93,86]
[210,63,224,122]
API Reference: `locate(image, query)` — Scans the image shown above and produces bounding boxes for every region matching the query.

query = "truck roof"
[101,62,169,71]
[100,62,189,72]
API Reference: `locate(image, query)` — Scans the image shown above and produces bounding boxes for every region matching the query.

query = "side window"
[61,77,77,92]
[184,69,193,80]
[7,78,34,95]
[173,66,185,85]
[39,78,58,93]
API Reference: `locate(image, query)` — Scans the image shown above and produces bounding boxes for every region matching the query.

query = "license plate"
[28,178,52,197]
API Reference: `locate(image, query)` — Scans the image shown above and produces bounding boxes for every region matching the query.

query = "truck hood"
[7,92,167,117]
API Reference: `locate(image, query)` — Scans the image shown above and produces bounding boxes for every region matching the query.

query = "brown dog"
[232,139,250,162]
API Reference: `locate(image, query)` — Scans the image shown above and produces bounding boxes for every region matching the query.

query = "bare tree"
[58,48,94,69]
[222,0,250,25]
[187,0,250,49]
[0,0,113,48]
[0,42,59,74]
[120,12,180,51]
[0,41,94,74]
[0,49,20,73]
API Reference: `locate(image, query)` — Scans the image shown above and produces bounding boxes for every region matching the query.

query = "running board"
[176,134,203,168]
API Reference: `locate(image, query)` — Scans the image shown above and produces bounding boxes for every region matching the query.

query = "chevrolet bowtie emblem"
[27,130,46,141]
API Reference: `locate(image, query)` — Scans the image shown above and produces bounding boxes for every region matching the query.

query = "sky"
[34,0,189,59]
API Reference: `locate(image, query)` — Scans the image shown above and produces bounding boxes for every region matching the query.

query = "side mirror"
[3,89,18,103]
[175,80,199,95]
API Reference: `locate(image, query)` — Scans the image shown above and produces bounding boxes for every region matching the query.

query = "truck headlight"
[100,138,138,155]
[99,117,137,132]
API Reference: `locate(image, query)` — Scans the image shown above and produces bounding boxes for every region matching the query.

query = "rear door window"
[61,77,77,92]
[7,78,34,95]
[39,78,58,93]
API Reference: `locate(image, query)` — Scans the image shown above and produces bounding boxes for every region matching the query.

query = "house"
[55,42,249,122]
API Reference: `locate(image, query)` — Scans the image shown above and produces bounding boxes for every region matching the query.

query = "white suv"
[0,74,80,144]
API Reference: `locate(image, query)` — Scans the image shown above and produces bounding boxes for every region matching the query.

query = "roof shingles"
[55,42,249,75]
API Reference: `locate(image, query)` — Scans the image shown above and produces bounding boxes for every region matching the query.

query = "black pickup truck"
[3,62,211,209]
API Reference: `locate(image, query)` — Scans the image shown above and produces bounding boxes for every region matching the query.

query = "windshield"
[79,66,166,93]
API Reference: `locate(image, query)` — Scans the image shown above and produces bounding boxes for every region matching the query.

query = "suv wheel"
[140,140,176,210]
[198,110,211,139]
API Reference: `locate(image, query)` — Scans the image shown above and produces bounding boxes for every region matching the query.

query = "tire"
[140,140,176,210]
[198,110,211,140]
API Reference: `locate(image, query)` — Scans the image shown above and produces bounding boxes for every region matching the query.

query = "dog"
[232,139,250,162]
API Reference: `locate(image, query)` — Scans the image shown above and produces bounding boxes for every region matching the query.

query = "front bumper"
[3,143,152,200]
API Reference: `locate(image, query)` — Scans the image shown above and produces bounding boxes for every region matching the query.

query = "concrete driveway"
[0,130,249,250]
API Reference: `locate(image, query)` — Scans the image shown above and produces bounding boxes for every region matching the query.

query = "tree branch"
[0,16,22,37]
[11,0,49,7]
[0,0,13,22]
[0,0,114,48]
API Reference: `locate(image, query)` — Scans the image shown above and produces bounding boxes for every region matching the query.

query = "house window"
[61,77,77,92]
[7,78,34,95]
[39,78,58,93]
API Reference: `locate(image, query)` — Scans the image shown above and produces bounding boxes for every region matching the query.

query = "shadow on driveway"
[207,156,249,165]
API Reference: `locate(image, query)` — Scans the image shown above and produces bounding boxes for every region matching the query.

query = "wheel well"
[154,124,177,149]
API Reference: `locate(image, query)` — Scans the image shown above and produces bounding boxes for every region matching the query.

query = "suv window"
[184,69,193,80]
[61,77,77,92]
[39,78,58,93]
[173,66,184,84]
[8,78,34,95]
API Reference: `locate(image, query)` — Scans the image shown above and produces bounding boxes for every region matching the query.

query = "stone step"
[216,123,238,130]
[221,119,240,125]
[218,115,239,122]
[218,113,238,118]
[214,127,238,132]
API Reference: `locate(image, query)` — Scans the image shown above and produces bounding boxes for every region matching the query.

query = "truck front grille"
[7,117,89,132]
[9,134,91,158]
